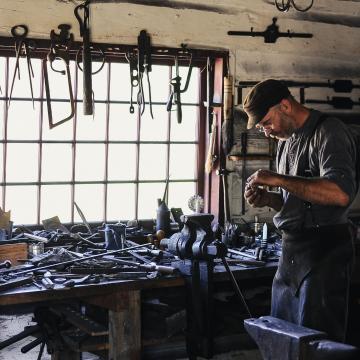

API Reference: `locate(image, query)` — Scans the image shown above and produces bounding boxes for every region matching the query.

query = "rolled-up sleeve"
[315,119,357,201]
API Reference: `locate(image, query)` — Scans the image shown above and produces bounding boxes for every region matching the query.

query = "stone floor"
[0,315,262,360]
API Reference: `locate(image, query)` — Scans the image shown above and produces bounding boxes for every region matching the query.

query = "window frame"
[0,37,228,225]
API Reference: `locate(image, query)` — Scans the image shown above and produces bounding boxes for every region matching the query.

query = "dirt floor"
[0,314,262,360]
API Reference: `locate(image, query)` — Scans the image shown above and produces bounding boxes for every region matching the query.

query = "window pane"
[75,184,103,222]
[171,66,199,104]
[75,144,105,181]
[168,181,196,215]
[0,145,3,180]
[7,101,40,140]
[8,58,42,99]
[146,65,170,102]
[109,104,137,141]
[170,106,198,142]
[110,62,131,101]
[44,60,76,99]
[6,185,37,224]
[42,101,74,140]
[7,144,38,182]
[169,144,197,179]
[41,144,72,181]
[138,183,165,219]
[139,144,167,180]
[107,184,135,221]
[108,144,136,180]
[0,100,4,139]
[77,62,108,100]
[40,185,71,222]
[76,103,106,140]
[140,105,168,141]
[0,57,5,93]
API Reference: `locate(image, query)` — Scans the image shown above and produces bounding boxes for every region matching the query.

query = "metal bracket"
[228,17,313,43]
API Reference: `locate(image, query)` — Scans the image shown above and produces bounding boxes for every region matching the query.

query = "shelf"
[228,155,273,161]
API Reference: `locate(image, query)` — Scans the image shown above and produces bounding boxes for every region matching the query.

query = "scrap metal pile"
[0,211,282,294]
[0,220,179,293]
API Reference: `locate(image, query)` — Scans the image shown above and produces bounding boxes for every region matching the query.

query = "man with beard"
[243,79,356,342]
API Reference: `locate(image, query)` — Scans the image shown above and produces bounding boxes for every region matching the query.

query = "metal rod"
[13,243,152,276]
[221,257,252,318]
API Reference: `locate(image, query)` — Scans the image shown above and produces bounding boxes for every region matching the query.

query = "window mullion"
[104,62,111,222]
[36,60,45,224]
[135,101,141,220]
[166,65,172,204]
[71,63,79,223]
[2,57,9,211]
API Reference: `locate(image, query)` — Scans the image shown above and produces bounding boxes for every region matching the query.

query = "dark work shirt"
[273,109,357,231]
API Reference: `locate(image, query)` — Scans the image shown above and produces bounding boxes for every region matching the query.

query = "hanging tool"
[206,56,214,131]
[305,96,360,109]
[8,25,35,108]
[126,52,139,114]
[137,30,153,118]
[237,79,360,93]
[167,48,193,124]
[222,75,233,155]
[275,0,314,12]
[44,24,75,129]
[228,17,313,43]
[74,0,93,115]
[216,169,231,236]
[240,131,248,215]
[205,112,217,174]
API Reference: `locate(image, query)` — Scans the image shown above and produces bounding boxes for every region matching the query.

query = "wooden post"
[108,290,141,360]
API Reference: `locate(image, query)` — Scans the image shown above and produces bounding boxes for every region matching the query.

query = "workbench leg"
[51,350,80,360]
[108,290,141,360]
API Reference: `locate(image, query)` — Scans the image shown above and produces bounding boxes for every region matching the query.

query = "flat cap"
[243,79,291,129]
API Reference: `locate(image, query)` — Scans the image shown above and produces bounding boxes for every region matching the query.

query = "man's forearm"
[267,191,283,211]
[278,175,349,207]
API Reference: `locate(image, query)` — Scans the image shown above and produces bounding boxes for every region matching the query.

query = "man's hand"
[244,170,284,211]
[247,169,280,188]
[244,184,269,208]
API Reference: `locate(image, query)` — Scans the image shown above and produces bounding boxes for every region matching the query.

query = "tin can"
[28,242,44,258]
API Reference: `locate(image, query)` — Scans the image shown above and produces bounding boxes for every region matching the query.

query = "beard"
[271,112,295,140]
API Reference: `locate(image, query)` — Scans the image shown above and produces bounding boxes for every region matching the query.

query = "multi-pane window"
[0,56,201,225]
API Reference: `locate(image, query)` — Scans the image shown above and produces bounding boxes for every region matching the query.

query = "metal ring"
[11,24,28,38]
[291,0,314,12]
[275,0,291,12]
[76,47,106,75]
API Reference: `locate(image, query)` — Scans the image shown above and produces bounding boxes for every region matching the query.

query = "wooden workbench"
[0,262,278,360]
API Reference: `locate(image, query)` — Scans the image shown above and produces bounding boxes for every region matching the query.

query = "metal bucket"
[28,242,44,258]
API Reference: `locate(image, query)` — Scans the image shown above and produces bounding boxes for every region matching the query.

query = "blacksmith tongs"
[8,25,35,108]
[167,52,193,124]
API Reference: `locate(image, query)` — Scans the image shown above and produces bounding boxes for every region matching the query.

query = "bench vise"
[161,213,226,359]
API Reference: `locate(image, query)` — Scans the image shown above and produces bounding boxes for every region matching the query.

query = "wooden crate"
[0,243,28,265]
